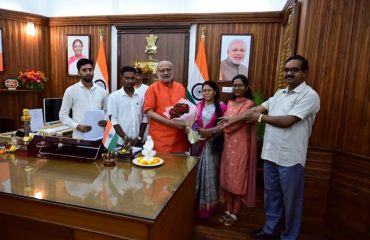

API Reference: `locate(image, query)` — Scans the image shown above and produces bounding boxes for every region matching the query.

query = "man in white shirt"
[245,55,320,240]
[59,58,108,139]
[108,66,147,146]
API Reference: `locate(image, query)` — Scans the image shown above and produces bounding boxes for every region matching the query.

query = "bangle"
[212,128,217,136]
[258,114,264,123]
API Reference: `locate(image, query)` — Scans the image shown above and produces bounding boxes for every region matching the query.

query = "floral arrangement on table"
[17,69,48,90]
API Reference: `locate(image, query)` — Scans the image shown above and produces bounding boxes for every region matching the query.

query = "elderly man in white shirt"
[244,55,320,240]
[108,66,148,147]
[59,58,108,139]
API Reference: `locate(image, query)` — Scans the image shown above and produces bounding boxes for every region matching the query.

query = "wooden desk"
[0,153,198,240]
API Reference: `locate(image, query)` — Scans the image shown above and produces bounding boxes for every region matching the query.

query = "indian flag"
[93,33,110,92]
[186,30,209,104]
[102,121,118,151]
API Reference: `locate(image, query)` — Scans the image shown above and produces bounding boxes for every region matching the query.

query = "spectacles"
[202,89,214,92]
[232,84,245,89]
[283,67,301,74]
[158,68,172,73]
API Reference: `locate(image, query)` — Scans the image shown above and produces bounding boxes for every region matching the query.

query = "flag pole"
[201,26,206,38]
[93,27,110,91]
[186,25,209,104]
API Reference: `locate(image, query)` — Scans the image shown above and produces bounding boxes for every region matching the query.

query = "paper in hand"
[82,110,105,140]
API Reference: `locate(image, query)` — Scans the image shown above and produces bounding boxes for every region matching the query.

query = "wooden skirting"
[324,151,370,240]
[304,147,370,239]
[302,147,333,234]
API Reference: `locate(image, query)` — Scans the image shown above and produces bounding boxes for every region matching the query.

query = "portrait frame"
[0,28,4,72]
[67,34,90,76]
[218,34,253,81]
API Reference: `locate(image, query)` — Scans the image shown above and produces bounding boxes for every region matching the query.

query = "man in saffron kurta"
[144,60,189,153]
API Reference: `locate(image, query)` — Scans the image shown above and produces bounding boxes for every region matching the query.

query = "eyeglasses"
[158,68,172,73]
[283,67,301,74]
[232,84,245,89]
[202,89,214,92]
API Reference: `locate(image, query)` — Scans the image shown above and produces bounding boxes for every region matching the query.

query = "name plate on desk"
[32,135,102,162]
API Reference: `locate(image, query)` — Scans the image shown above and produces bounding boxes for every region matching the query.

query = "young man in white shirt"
[59,58,108,139]
[108,66,147,147]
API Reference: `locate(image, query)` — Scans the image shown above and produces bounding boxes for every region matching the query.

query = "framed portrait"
[67,35,90,76]
[219,34,252,81]
[0,28,4,72]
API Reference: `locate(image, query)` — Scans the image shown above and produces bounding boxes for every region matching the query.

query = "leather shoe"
[250,229,280,239]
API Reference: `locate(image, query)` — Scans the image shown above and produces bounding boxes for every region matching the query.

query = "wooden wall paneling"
[49,13,282,26]
[47,12,281,99]
[49,25,111,97]
[296,0,370,155]
[0,10,48,130]
[301,148,333,233]
[337,0,370,155]
[1,6,369,239]
[275,2,301,90]
[216,81,232,103]
[198,22,281,100]
[320,0,360,151]
[116,24,190,88]
[0,10,49,94]
[295,1,370,239]
[324,152,370,240]
[296,0,345,149]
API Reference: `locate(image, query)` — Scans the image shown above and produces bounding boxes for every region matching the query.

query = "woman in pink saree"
[194,80,227,219]
[218,74,256,226]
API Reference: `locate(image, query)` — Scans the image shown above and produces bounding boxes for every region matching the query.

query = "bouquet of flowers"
[17,69,48,90]
[164,98,200,144]
[169,103,190,119]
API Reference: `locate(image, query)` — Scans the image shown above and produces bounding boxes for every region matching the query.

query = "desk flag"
[102,121,118,151]
[186,29,209,104]
[93,34,109,91]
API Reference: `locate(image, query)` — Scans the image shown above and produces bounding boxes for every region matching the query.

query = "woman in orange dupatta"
[218,74,257,226]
